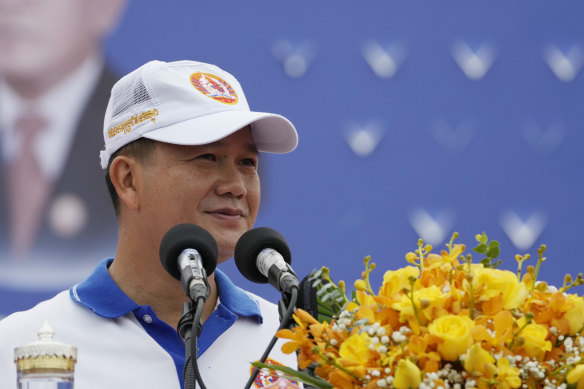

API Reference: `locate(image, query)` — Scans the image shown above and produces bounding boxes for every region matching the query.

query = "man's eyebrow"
[245,143,259,153]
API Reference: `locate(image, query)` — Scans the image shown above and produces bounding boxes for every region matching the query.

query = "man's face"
[140,127,261,264]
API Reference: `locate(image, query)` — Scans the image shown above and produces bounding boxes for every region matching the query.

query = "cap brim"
[142,110,298,154]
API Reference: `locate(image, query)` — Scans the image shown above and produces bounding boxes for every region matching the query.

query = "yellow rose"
[567,364,584,389]
[463,344,495,375]
[472,267,528,309]
[339,332,370,366]
[393,359,422,389]
[428,314,474,361]
[517,318,551,361]
[565,295,584,336]
[380,266,420,297]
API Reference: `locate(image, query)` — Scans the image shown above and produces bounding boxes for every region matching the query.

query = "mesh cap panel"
[110,72,152,118]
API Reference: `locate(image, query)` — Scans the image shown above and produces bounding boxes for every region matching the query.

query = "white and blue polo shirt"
[0,258,300,388]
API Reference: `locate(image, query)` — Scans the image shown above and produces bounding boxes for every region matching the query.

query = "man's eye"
[197,153,216,161]
[240,158,257,167]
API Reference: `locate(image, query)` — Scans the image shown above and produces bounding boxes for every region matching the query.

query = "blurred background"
[1,0,583,316]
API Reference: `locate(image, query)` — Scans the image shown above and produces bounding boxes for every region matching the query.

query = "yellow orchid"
[393,359,422,389]
[493,357,521,389]
[564,294,584,335]
[380,266,419,298]
[463,344,495,375]
[514,317,552,361]
[338,332,370,366]
[567,365,584,389]
[392,285,446,324]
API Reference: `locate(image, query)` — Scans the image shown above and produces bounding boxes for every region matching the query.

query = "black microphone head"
[159,223,218,280]
[234,227,291,284]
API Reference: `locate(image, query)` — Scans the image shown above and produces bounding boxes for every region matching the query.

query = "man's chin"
[213,232,246,263]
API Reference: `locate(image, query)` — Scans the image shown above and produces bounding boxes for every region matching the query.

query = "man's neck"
[107,247,219,330]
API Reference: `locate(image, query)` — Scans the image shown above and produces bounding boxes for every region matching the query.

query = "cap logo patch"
[191,72,238,105]
[108,108,159,139]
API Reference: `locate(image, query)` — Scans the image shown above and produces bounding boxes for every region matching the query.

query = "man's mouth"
[207,208,244,219]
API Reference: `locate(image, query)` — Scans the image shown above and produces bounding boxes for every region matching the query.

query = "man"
[0,0,127,309]
[0,60,300,388]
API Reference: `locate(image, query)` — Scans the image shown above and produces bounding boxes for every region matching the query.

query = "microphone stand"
[178,297,207,389]
[243,285,298,389]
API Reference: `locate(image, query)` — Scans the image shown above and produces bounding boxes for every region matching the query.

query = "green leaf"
[486,246,500,259]
[252,362,333,389]
[473,243,487,254]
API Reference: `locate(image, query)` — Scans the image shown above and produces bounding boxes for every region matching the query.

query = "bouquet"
[262,233,584,389]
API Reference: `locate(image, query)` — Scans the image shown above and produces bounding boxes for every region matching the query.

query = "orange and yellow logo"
[190,72,238,105]
[251,358,301,388]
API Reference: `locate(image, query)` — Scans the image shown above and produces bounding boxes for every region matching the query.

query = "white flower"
[564,337,574,351]
[392,331,406,343]
[399,326,412,334]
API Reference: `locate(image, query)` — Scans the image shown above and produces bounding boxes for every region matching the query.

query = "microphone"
[159,223,218,302]
[234,227,298,295]
[236,228,301,389]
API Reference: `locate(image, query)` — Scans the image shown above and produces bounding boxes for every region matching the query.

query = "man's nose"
[215,163,247,198]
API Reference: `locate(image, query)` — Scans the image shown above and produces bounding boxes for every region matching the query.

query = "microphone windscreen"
[234,227,291,284]
[159,223,218,280]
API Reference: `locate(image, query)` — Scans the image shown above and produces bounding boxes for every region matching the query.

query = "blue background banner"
[1,1,583,315]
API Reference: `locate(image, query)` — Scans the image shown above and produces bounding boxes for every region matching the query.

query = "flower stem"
[531,245,547,292]
[407,276,422,326]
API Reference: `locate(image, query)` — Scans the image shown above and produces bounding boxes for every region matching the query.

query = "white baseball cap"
[100,60,298,169]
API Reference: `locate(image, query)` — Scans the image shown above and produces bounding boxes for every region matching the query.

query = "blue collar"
[70,258,262,321]
[214,267,263,323]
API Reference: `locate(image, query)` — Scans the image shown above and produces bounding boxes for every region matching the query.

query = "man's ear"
[109,156,140,212]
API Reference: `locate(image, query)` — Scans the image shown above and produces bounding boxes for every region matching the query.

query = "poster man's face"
[0,0,124,90]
